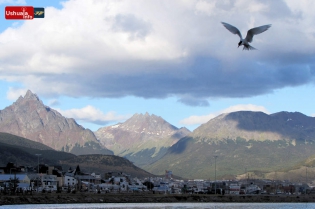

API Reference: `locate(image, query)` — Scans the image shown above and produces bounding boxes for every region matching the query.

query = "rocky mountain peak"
[95,113,190,166]
[15,90,42,105]
[24,90,39,100]
[121,112,177,133]
[0,90,112,155]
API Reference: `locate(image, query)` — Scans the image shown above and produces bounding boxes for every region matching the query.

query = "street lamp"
[35,154,41,192]
[35,154,41,174]
[10,168,15,192]
[214,155,218,195]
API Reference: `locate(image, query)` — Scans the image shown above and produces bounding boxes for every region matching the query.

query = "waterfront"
[1,202,315,209]
[1,193,315,206]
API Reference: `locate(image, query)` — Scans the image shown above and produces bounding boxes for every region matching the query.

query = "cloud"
[6,87,27,101]
[56,105,130,125]
[180,104,269,125]
[0,0,315,103]
[112,14,152,40]
[177,95,209,107]
[48,99,60,106]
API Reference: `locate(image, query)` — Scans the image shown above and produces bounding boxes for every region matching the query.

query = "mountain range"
[0,90,112,155]
[1,90,315,180]
[144,111,315,179]
[95,113,190,167]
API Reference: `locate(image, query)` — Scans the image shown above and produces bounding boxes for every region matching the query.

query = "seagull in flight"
[221,22,271,50]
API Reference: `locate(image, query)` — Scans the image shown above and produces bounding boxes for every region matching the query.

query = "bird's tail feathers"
[243,45,257,50]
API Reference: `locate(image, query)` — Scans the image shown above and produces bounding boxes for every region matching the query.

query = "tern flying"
[221,22,271,50]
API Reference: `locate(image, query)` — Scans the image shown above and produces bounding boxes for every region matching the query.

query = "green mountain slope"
[144,111,315,179]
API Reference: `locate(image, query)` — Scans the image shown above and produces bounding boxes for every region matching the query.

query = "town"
[0,162,313,196]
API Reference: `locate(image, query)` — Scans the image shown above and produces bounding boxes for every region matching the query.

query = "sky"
[0,0,314,132]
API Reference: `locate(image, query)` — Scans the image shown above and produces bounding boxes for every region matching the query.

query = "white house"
[64,175,78,187]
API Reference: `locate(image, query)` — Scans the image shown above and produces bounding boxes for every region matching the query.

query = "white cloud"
[0,0,314,101]
[195,0,216,15]
[6,87,27,101]
[48,99,60,106]
[56,105,130,125]
[180,104,269,125]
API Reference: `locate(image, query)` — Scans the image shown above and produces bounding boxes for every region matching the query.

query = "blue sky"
[0,0,314,132]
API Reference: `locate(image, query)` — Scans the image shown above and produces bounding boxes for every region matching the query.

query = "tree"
[143,181,154,190]
[9,175,19,194]
[75,165,81,175]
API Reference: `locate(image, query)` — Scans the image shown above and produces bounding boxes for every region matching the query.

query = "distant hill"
[144,111,315,179]
[0,132,153,178]
[0,90,113,155]
[0,132,75,167]
[238,154,315,183]
[95,113,190,167]
[60,154,154,178]
[0,132,53,150]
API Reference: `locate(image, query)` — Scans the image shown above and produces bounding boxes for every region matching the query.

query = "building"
[0,174,30,187]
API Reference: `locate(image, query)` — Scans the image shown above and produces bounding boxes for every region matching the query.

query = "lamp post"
[214,155,218,195]
[35,154,41,173]
[9,168,15,192]
[35,154,41,192]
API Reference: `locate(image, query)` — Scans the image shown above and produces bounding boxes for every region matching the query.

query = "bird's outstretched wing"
[221,22,242,39]
[245,24,271,43]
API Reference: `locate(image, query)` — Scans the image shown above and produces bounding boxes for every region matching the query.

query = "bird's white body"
[221,22,271,50]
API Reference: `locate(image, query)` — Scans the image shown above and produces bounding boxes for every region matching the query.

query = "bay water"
[1,203,315,209]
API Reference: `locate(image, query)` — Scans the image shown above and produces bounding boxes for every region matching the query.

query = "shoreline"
[1,193,315,205]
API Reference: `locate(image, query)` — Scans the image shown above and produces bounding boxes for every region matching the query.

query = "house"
[27,173,58,191]
[90,173,102,184]
[64,175,78,188]
[0,174,30,184]
[42,175,58,191]
[0,174,31,191]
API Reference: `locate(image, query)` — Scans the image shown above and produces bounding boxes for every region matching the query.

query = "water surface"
[1,203,315,209]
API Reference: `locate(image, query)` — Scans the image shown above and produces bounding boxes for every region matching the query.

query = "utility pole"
[275,171,277,194]
[306,167,308,184]
[35,154,41,174]
[214,155,218,195]
[245,167,247,184]
[35,154,41,192]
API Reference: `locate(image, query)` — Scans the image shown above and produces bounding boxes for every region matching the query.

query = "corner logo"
[5,6,33,19]
[34,7,44,18]
[5,6,45,20]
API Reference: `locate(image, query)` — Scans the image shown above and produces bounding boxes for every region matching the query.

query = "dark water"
[1,203,315,209]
